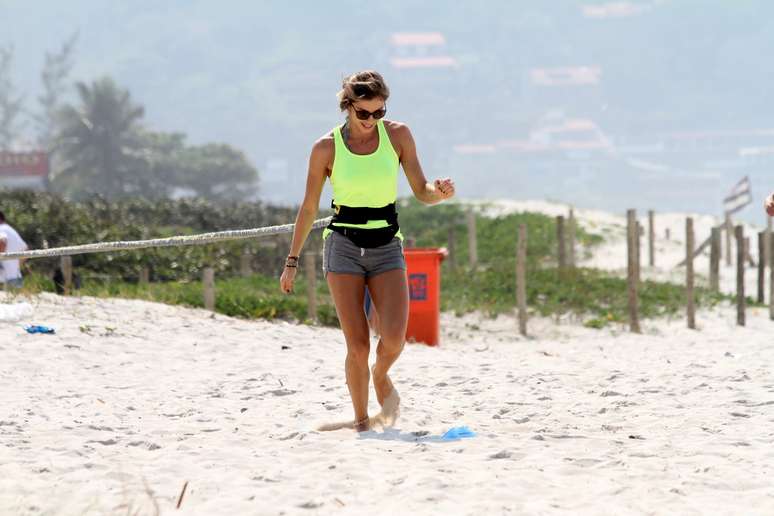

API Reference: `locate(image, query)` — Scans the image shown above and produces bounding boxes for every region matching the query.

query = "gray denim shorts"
[322,231,406,278]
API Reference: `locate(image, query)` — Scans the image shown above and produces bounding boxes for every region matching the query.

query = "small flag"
[723,176,752,215]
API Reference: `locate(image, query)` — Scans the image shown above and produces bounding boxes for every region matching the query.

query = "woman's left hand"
[434,178,456,200]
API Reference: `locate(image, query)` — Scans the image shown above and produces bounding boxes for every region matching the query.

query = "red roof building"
[0,151,50,190]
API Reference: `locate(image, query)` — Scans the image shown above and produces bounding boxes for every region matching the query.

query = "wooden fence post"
[744,237,752,266]
[240,248,252,277]
[627,209,641,333]
[61,256,73,295]
[725,213,733,266]
[203,267,215,312]
[765,217,772,279]
[305,251,317,323]
[736,225,745,326]
[556,215,566,269]
[709,227,721,292]
[636,223,643,283]
[568,208,576,268]
[648,210,655,267]
[686,217,696,329]
[447,225,456,271]
[770,236,774,321]
[635,221,645,283]
[516,224,528,336]
[467,210,477,270]
[758,232,766,304]
[139,267,150,285]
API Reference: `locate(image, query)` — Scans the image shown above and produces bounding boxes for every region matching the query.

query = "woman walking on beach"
[280,70,455,432]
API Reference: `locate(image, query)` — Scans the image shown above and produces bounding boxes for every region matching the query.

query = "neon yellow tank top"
[323,119,402,240]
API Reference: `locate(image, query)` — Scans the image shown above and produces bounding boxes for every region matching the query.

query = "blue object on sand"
[25,325,55,334]
[441,426,476,441]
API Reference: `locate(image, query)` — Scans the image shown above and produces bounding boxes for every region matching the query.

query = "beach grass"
[16,266,742,330]
[440,266,739,328]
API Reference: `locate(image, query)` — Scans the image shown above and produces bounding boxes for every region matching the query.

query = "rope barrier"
[0,217,332,260]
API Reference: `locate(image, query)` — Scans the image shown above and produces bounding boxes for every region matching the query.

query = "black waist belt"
[330,201,398,225]
[328,201,400,248]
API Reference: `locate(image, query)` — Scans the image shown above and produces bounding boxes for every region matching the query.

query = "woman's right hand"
[280,265,297,294]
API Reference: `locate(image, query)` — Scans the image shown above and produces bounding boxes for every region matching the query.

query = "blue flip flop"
[441,425,476,441]
[25,325,56,334]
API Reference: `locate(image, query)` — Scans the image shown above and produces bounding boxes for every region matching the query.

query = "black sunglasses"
[351,104,387,120]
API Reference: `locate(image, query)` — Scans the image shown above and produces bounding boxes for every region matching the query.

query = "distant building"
[530,67,602,86]
[389,32,458,69]
[0,151,49,190]
[454,115,612,157]
[582,2,651,19]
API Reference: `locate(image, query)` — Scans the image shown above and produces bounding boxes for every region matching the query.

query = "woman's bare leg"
[366,268,409,424]
[326,272,370,430]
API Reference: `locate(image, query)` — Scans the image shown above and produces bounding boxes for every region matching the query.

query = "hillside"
[2,0,774,215]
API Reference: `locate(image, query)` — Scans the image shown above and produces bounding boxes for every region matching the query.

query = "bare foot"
[375,389,400,427]
[317,415,373,432]
[353,416,370,432]
[315,366,400,433]
[371,365,400,427]
[371,364,392,406]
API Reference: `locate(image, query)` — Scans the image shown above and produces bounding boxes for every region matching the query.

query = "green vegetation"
[399,198,603,269]
[54,77,258,201]
[2,190,730,329]
[17,264,734,331]
[0,190,302,280]
[20,271,339,327]
[441,267,734,329]
[3,38,258,202]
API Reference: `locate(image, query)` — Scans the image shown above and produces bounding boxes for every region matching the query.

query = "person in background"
[0,210,29,290]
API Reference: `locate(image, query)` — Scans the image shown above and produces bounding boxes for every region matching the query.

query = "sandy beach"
[2,290,774,515]
[3,0,771,512]
[2,201,774,515]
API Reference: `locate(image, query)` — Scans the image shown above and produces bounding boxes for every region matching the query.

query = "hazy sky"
[3,0,774,222]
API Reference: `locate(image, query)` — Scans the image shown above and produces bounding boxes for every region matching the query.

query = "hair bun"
[337,70,390,111]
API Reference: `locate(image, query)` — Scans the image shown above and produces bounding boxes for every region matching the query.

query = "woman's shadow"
[357,428,470,443]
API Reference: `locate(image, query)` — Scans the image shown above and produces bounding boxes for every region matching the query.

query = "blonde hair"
[337,70,390,111]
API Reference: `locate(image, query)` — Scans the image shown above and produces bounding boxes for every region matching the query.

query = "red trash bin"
[404,247,447,346]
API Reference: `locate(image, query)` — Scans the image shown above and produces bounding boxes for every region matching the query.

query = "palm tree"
[54,77,144,199]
